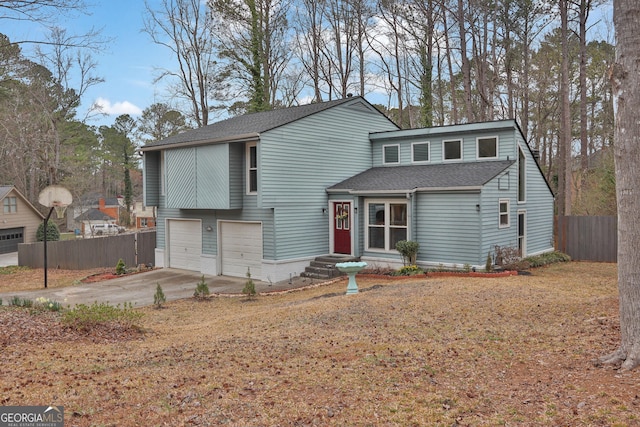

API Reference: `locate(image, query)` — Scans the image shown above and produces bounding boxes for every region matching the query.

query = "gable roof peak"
[142,96,381,150]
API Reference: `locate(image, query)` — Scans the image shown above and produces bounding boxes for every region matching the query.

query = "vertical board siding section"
[556,216,617,262]
[196,144,231,209]
[229,143,244,208]
[166,148,197,208]
[143,151,160,206]
[18,232,156,269]
[261,103,398,260]
[414,192,482,265]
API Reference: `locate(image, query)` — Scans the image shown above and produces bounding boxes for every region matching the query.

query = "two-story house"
[141,97,554,282]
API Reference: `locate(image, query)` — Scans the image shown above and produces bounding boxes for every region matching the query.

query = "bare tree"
[143,0,219,126]
[599,0,640,372]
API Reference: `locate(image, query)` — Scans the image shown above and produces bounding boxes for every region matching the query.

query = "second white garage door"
[168,219,202,271]
[220,221,262,279]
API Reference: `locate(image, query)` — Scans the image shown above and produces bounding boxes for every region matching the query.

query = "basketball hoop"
[53,204,67,219]
[37,185,73,289]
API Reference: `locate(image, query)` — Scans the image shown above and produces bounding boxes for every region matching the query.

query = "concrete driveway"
[0,251,18,267]
[0,268,322,308]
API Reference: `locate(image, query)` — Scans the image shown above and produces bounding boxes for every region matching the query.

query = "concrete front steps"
[301,255,361,280]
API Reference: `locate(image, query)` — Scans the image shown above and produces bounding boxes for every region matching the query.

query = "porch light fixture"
[354,207,358,214]
[205,225,213,232]
[476,204,481,212]
[322,208,327,214]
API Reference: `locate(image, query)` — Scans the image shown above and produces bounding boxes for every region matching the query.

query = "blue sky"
[4,0,168,127]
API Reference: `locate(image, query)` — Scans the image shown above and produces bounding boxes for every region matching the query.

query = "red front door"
[333,202,351,254]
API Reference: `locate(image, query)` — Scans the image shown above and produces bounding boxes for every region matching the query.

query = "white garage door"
[168,219,202,271]
[220,221,262,279]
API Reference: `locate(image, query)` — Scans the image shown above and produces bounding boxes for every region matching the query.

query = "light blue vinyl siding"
[165,144,242,210]
[479,165,519,258]
[413,192,482,265]
[372,123,517,166]
[261,102,397,260]
[143,151,160,206]
[515,135,555,255]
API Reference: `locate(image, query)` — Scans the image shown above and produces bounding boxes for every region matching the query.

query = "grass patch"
[0,262,631,426]
[0,265,30,275]
[62,302,143,332]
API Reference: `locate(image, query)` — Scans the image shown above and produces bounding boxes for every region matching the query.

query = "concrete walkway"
[0,268,330,308]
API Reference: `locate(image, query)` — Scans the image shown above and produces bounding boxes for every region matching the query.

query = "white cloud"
[92,97,143,116]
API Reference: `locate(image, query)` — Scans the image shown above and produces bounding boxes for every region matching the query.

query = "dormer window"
[383,144,400,165]
[477,136,498,159]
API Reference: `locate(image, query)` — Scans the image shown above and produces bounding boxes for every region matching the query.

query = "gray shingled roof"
[75,208,117,221]
[0,186,12,200]
[143,97,362,148]
[328,160,514,193]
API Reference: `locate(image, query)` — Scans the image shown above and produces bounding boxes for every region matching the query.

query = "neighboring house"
[72,196,123,235]
[141,97,554,282]
[75,208,119,237]
[0,186,45,254]
[132,200,156,229]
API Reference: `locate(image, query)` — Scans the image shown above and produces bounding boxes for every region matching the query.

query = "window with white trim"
[477,136,498,159]
[499,199,510,228]
[383,144,400,164]
[443,139,462,161]
[366,200,408,251]
[246,142,258,194]
[3,197,17,213]
[412,142,430,163]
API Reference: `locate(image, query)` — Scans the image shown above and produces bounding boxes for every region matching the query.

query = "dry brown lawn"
[1,262,639,426]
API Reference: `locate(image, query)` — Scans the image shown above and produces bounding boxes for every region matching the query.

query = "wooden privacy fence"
[18,231,156,270]
[555,216,617,262]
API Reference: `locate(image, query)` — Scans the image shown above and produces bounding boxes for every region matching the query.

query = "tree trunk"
[579,0,590,171]
[558,0,572,216]
[457,0,473,122]
[599,0,640,372]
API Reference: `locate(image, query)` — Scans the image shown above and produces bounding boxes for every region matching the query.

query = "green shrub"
[242,268,256,298]
[62,302,143,332]
[115,259,127,275]
[153,283,166,308]
[395,265,424,276]
[524,251,571,268]
[194,275,210,299]
[396,240,420,266]
[36,221,60,242]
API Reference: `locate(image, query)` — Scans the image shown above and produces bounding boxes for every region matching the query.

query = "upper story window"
[518,147,526,202]
[412,142,430,163]
[477,136,498,159]
[443,139,462,161]
[246,142,258,194]
[383,144,400,165]
[499,199,510,228]
[366,200,408,252]
[3,197,17,214]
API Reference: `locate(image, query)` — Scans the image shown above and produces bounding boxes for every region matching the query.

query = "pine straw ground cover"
[1,262,639,426]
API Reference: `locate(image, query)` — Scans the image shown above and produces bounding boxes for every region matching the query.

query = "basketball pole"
[43,206,54,289]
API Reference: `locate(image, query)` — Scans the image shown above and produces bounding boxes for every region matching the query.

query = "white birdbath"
[335,261,368,295]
